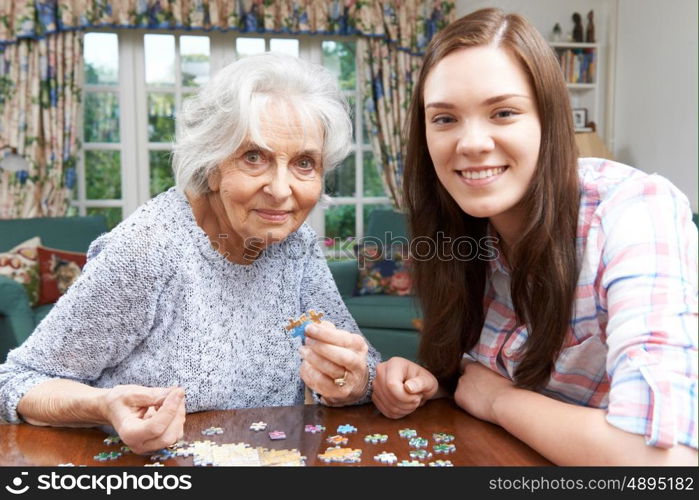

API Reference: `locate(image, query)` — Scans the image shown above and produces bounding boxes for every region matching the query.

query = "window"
[145,34,210,197]
[319,40,391,257]
[79,32,122,229]
[79,31,390,243]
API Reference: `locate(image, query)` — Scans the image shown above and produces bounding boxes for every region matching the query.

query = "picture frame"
[573,108,588,130]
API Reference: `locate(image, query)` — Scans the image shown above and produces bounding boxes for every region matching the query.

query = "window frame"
[78,29,391,242]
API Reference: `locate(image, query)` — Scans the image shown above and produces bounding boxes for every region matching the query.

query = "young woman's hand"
[454,361,514,424]
[102,385,186,454]
[372,357,439,419]
[300,321,370,405]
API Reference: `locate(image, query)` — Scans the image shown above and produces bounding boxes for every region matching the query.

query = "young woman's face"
[423,45,541,239]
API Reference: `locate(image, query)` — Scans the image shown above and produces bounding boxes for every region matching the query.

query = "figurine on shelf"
[551,22,562,42]
[586,10,595,43]
[572,12,583,42]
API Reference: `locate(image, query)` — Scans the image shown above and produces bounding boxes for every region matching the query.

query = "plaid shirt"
[468,158,698,449]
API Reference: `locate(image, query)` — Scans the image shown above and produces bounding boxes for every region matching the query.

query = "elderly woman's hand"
[299,321,369,405]
[102,385,186,454]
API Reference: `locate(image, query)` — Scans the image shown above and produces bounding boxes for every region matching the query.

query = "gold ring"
[333,370,348,387]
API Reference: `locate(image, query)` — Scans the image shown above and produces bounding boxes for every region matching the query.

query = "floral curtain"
[0,0,454,217]
[0,1,451,40]
[359,1,454,209]
[0,31,82,218]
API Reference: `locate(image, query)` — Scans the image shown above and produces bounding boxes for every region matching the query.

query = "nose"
[455,123,495,157]
[262,164,293,200]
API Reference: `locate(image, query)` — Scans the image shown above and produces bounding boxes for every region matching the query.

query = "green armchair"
[328,209,421,362]
[0,215,107,362]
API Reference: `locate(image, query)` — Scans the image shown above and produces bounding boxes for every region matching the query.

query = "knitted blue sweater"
[0,188,379,423]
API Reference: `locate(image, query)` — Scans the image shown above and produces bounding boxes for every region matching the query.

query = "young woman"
[371,8,697,465]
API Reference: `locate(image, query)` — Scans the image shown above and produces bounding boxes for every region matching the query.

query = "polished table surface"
[0,398,551,466]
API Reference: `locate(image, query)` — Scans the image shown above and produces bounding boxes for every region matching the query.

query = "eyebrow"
[297,149,322,158]
[240,142,321,157]
[425,93,531,110]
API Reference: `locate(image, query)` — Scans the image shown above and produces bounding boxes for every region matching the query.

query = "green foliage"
[322,41,356,91]
[181,53,209,87]
[84,61,118,86]
[148,93,175,142]
[85,63,99,85]
[325,205,356,239]
[149,150,175,196]
[363,152,386,197]
[85,150,121,200]
[84,92,120,143]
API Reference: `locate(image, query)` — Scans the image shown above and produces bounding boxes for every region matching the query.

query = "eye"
[295,157,316,172]
[243,150,264,164]
[430,115,455,125]
[298,158,314,169]
[493,109,518,119]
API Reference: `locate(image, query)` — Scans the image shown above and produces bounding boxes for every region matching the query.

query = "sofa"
[0,216,107,362]
[328,209,422,362]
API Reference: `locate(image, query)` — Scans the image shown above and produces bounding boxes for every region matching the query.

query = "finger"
[372,367,421,410]
[378,361,422,407]
[307,336,367,373]
[143,406,158,419]
[371,364,420,418]
[300,346,346,380]
[121,387,172,408]
[108,387,171,427]
[374,378,421,410]
[304,321,356,349]
[404,374,437,396]
[138,394,187,453]
[300,360,352,400]
[372,390,419,419]
[124,388,185,446]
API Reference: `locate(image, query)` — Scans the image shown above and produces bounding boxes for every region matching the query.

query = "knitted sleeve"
[0,224,169,423]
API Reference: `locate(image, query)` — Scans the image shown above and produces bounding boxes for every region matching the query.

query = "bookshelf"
[551,42,600,133]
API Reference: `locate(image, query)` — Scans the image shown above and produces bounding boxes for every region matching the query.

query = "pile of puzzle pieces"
[82,423,456,467]
[313,424,456,466]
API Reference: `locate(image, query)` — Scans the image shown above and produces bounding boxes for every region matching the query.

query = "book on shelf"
[556,48,596,84]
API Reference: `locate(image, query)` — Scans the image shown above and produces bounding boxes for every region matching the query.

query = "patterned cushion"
[354,243,413,296]
[36,246,87,306]
[0,236,42,306]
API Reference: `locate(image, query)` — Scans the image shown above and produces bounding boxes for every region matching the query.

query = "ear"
[207,167,221,192]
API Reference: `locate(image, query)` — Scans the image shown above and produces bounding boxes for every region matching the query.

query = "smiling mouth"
[458,166,507,180]
[255,209,292,222]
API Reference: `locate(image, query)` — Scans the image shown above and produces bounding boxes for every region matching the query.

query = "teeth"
[460,167,505,180]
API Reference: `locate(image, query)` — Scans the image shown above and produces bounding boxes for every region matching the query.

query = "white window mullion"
[116,30,140,217]
[76,77,87,216]
[354,41,363,238]
[304,37,325,236]
[209,31,230,73]
[174,35,183,138]
[129,31,150,209]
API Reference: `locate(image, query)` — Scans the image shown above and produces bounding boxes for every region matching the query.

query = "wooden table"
[0,398,551,466]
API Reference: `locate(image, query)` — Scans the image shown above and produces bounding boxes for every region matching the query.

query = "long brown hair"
[404,8,580,390]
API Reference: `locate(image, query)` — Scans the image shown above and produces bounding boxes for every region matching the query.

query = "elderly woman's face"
[208,106,324,249]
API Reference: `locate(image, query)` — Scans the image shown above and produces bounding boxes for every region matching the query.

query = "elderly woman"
[0,53,379,454]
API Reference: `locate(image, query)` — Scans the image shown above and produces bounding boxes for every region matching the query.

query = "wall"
[454,0,615,141]
[454,0,698,210]
[614,0,697,210]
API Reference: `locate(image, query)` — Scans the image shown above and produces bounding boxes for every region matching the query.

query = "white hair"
[172,52,353,196]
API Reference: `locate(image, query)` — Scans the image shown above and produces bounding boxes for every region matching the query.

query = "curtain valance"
[1,1,454,56]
